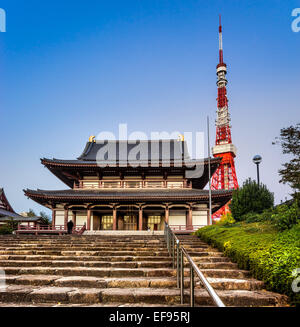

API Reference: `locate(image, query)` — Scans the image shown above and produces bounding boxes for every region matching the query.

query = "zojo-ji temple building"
[24,139,232,232]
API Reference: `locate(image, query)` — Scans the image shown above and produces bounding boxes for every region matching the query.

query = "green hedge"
[196,222,300,305]
[0,224,14,235]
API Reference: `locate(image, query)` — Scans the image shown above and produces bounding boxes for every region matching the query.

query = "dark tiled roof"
[0,188,15,213]
[24,188,232,201]
[41,140,220,168]
[41,157,221,169]
[78,140,191,161]
[0,216,42,222]
[0,208,23,219]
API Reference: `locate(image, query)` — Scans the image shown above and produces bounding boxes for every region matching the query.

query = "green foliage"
[240,208,275,223]
[239,211,262,223]
[0,224,14,235]
[272,202,300,231]
[26,209,51,225]
[26,209,36,217]
[196,222,300,305]
[217,212,235,226]
[273,123,300,200]
[39,211,51,225]
[229,178,274,221]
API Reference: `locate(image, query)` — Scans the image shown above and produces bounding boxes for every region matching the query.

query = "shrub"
[240,211,262,223]
[230,178,274,221]
[0,224,14,235]
[217,212,235,226]
[196,222,300,305]
[272,202,300,231]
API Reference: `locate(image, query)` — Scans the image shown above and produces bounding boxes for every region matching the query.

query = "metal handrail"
[164,222,225,307]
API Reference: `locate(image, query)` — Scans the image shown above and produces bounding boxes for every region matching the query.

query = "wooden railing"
[74,179,191,189]
[17,224,85,235]
[74,225,86,235]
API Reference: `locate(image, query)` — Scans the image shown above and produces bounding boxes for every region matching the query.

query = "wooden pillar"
[72,211,76,228]
[187,206,193,229]
[139,206,143,231]
[113,207,117,231]
[87,209,91,230]
[52,210,56,228]
[165,205,169,224]
[64,208,68,230]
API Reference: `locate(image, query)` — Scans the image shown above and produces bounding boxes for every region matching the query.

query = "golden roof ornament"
[89,135,96,143]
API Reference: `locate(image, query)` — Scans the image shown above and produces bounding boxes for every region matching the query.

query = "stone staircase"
[0,234,287,307]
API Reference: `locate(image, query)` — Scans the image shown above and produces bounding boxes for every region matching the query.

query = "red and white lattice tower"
[211,16,238,218]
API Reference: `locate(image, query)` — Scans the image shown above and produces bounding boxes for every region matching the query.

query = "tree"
[229,178,274,221]
[39,211,51,225]
[26,209,36,217]
[273,123,300,201]
[26,209,51,225]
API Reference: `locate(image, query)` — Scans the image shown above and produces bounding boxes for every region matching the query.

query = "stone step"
[1,275,265,291]
[205,278,265,291]
[185,252,224,257]
[0,260,173,268]
[1,245,167,249]
[0,260,236,270]
[0,285,286,306]
[0,247,168,252]
[1,267,176,278]
[0,250,169,256]
[0,242,166,246]
[0,302,189,307]
[191,257,231,263]
[0,255,172,262]
[0,238,165,242]
[1,266,250,279]
[191,262,238,269]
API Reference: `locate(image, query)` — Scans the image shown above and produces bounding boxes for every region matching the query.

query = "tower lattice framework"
[211,16,238,218]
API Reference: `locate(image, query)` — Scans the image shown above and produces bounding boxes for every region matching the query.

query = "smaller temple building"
[24,139,232,232]
[0,188,43,226]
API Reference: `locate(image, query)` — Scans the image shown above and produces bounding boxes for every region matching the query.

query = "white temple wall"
[169,210,186,226]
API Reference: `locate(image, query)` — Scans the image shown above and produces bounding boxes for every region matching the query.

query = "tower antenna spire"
[219,14,223,64]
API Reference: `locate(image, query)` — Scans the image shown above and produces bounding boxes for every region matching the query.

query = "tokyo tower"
[211,16,238,218]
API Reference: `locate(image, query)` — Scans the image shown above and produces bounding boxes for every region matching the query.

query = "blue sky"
[0,0,299,214]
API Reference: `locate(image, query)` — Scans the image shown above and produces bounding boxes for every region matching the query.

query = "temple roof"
[0,210,42,222]
[0,208,23,219]
[0,188,15,213]
[24,188,232,213]
[40,140,222,189]
[0,188,42,223]
[42,140,220,168]
[77,140,191,162]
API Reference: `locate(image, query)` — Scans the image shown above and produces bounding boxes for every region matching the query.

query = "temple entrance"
[93,214,101,231]
[101,215,113,230]
[124,215,138,230]
[91,207,164,231]
[147,215,163,231]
